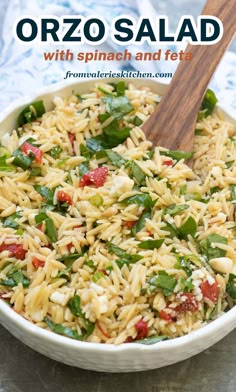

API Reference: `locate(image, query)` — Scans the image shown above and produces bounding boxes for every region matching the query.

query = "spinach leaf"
[67,295,95,336]
[149,270,177,296]
[126,115,143,126]
[49,146,63,159]
[80,143,93,160]
[44,317,82,341]
[102,96,133,120]
[163,204,189,216]
[226,273,236,299]
[120,193,154,209]
[160,151,193,161]
[135,335,168,345]
[127,161,146,185]
[131,209,152,236]
[35,212,48,225]
[198,89,218,119]
[58,253,83,263]
[115,81,126,96]
[138,239,164,250]
[108,242,142,265]
[34,185,54,204]
[178,216,197,239]
[104,150,127,168]
[226,161,234,169]
[3,212,21,229]
[0,270,29,288]
[29,167,42,177]
[45,218,57,243]
[163,222,179,238]
[174,255,192,277]
[79,161,90,176]
[200,233,227,260]
[12,149,33,170]
[17,100,45,127]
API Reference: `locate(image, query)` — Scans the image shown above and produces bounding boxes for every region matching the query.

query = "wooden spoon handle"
[143,0,236,151]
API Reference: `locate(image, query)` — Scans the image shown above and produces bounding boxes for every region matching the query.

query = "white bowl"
[0,79,235,372]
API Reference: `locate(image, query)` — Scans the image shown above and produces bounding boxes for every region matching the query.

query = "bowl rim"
[0,77,236,354]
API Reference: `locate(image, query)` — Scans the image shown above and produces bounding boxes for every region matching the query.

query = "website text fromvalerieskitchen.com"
[63,70,173,79]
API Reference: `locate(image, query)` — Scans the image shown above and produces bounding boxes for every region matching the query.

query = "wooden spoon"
[142,0,236,155]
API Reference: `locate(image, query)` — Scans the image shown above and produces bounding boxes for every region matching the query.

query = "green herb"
[127,115,143,126]
[67,294,95,336]
[149,270,177,296]
[45,218,57,243]
[163,222,179,238]
[35,212,48,225]
[230,185,236,203]
[98,86,114,96]
[104,150,127,168]
[12,149,33,170]
[160,150,193,161]
[138,239,164,250]
[226,161,234,169]
[86,121,131,151]
[58,253,83,263]
[174,255,193,276]
[34,185,54,204]
[89,194,104,207]
[80,144,93,160]
[200,233,227,260]
[194,129,203,136]
[0,270,29,288]
[131,209,152,236]
[17,100,45,128]
[135,335,168,345]
[108,242,142,267]
[178,216,197,239]
[127,161,146,185]
[198,89,218,120]
[3,212,21,230]
[49,146,63,159]
[179,277,194,292]
[210,186,220,195]
[163,204,189,216]
[44,317,82,341]
[92,271,105,282]
[79,161,90,176]
[120,193,154,209]
[115,81,126,96]
[84,260,96,270]
[226,273,236,299]
[102,96,133,120]
[29,167,42,177]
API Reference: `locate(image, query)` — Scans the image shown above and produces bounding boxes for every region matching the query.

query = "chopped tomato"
[21,142,43,163]
[57,190,73,205]
[32,258,45,269]
[125,336,133,343]
[97,323,109,338]
[175,293,199,312]
[67,242,74,253]
[68,132,75,155]
[37,223,43,231]
[159,310,174,322]
[163,159,173,166]
[122,220,136,229]
[79,167,108,188]
[135,319,148,340]
[0,243,26,260]
[200,279,220,304]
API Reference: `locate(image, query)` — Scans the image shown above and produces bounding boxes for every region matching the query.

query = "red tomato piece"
[175,293,199,312]
[200,280,220,304]
[135,319,148,340]
[32,258,45,269]
[79,167,108,188]
[67,242,74,253]
[159,310,174,322]
[57,190,73,205]
[37,223,43,231]
[163,159,173,166]
[21,142,43,163]
[0,243,26,260]
[125,336,133,343]
[122,221,136,229]
[68,132,75,155]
